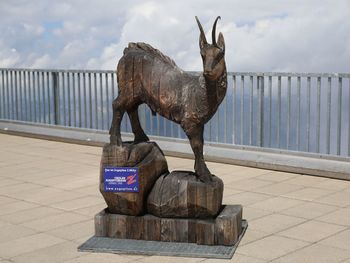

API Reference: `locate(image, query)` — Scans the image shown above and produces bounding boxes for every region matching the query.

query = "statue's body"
[110,16,227,182]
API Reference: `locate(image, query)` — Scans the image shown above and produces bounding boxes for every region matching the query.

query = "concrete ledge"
[0,120,349,181]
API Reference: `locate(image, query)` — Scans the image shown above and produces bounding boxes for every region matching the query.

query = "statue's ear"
[217,32,225,52]
[199,33,206,50]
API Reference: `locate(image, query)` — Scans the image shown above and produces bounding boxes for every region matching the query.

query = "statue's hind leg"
[109,96,126,146]
[127,106,149,143]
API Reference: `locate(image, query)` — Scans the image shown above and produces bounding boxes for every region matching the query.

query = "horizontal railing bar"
[0,68,116,74]
[230,72,350,78]
[2,68,350,78]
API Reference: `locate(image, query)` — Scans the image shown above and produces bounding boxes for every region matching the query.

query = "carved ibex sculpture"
[110,16,227,182]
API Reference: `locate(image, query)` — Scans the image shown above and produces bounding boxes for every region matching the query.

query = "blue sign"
[103,167,139,192]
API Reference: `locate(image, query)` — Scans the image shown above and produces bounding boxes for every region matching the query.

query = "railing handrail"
[1,68,350,78]
[0,68,116,74]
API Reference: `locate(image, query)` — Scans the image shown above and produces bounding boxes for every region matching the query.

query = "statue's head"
[196,16,226,81]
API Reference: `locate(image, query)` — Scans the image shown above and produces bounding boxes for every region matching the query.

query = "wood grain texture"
[108,214,126,238]
[215,205,243,245]
[147,171,223,218]
[126,215,144,240]
[100,142,168,215]
[94,204,243,246]
[143,215,161,241]
[160,218,176,242]
[94,209,107,237]
[196,219,215,245]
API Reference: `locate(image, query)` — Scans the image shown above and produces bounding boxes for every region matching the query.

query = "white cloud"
[0,41,21,67]
[0,0,349,73]
[131,1,158,20]
[32,54,51,68]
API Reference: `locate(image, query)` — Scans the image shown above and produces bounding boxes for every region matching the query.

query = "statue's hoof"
[110,136,122,146]
[198,173,213,183]
[195,166,214,183]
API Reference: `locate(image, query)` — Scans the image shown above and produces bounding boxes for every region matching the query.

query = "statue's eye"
[216,52,223,61]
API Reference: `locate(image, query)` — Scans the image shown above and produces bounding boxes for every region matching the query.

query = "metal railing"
[0,68,349,157]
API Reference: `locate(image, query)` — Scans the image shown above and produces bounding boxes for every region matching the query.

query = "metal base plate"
[78,220,247,259]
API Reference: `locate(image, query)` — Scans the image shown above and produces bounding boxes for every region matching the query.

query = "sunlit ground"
[0,133,350,263]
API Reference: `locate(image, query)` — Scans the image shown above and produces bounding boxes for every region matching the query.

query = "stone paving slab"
[0,133,349,262]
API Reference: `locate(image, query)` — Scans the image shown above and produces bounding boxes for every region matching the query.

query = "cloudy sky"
[1,0,349,72]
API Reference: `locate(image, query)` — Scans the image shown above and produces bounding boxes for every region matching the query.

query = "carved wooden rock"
[147,171,223,218]
[100,142,168,216]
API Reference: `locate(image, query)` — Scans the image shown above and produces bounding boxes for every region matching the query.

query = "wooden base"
[95,205,243,246]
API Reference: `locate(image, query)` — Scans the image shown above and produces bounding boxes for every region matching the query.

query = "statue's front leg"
[109,99,124,146]
[186,125,213,183]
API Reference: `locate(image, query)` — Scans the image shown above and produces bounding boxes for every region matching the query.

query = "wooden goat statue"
[109,16,227,182]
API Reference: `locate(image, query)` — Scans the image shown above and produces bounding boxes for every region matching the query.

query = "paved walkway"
[0,133,350,263]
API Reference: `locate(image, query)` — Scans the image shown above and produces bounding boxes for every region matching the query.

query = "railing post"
[0,70,3,119]
[52,72,60,125]
[257,75,265,147]
[232,75,236,144]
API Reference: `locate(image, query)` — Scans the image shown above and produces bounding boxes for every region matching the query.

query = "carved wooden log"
[161,218,177,242]
[147,171,223,218]
[126,215,144,239]
[160,218,189,242]
[108,214,126,238]
[94,209,108,237]
[196,219,215,245]
[100,142,168,215]
[215,205,243,245]
[188,219,197,243]
[94,205,243,245]
[143,215,161,241]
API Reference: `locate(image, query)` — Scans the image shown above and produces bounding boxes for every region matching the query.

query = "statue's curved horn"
[212,16,221,46]
[195,16,207,43]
